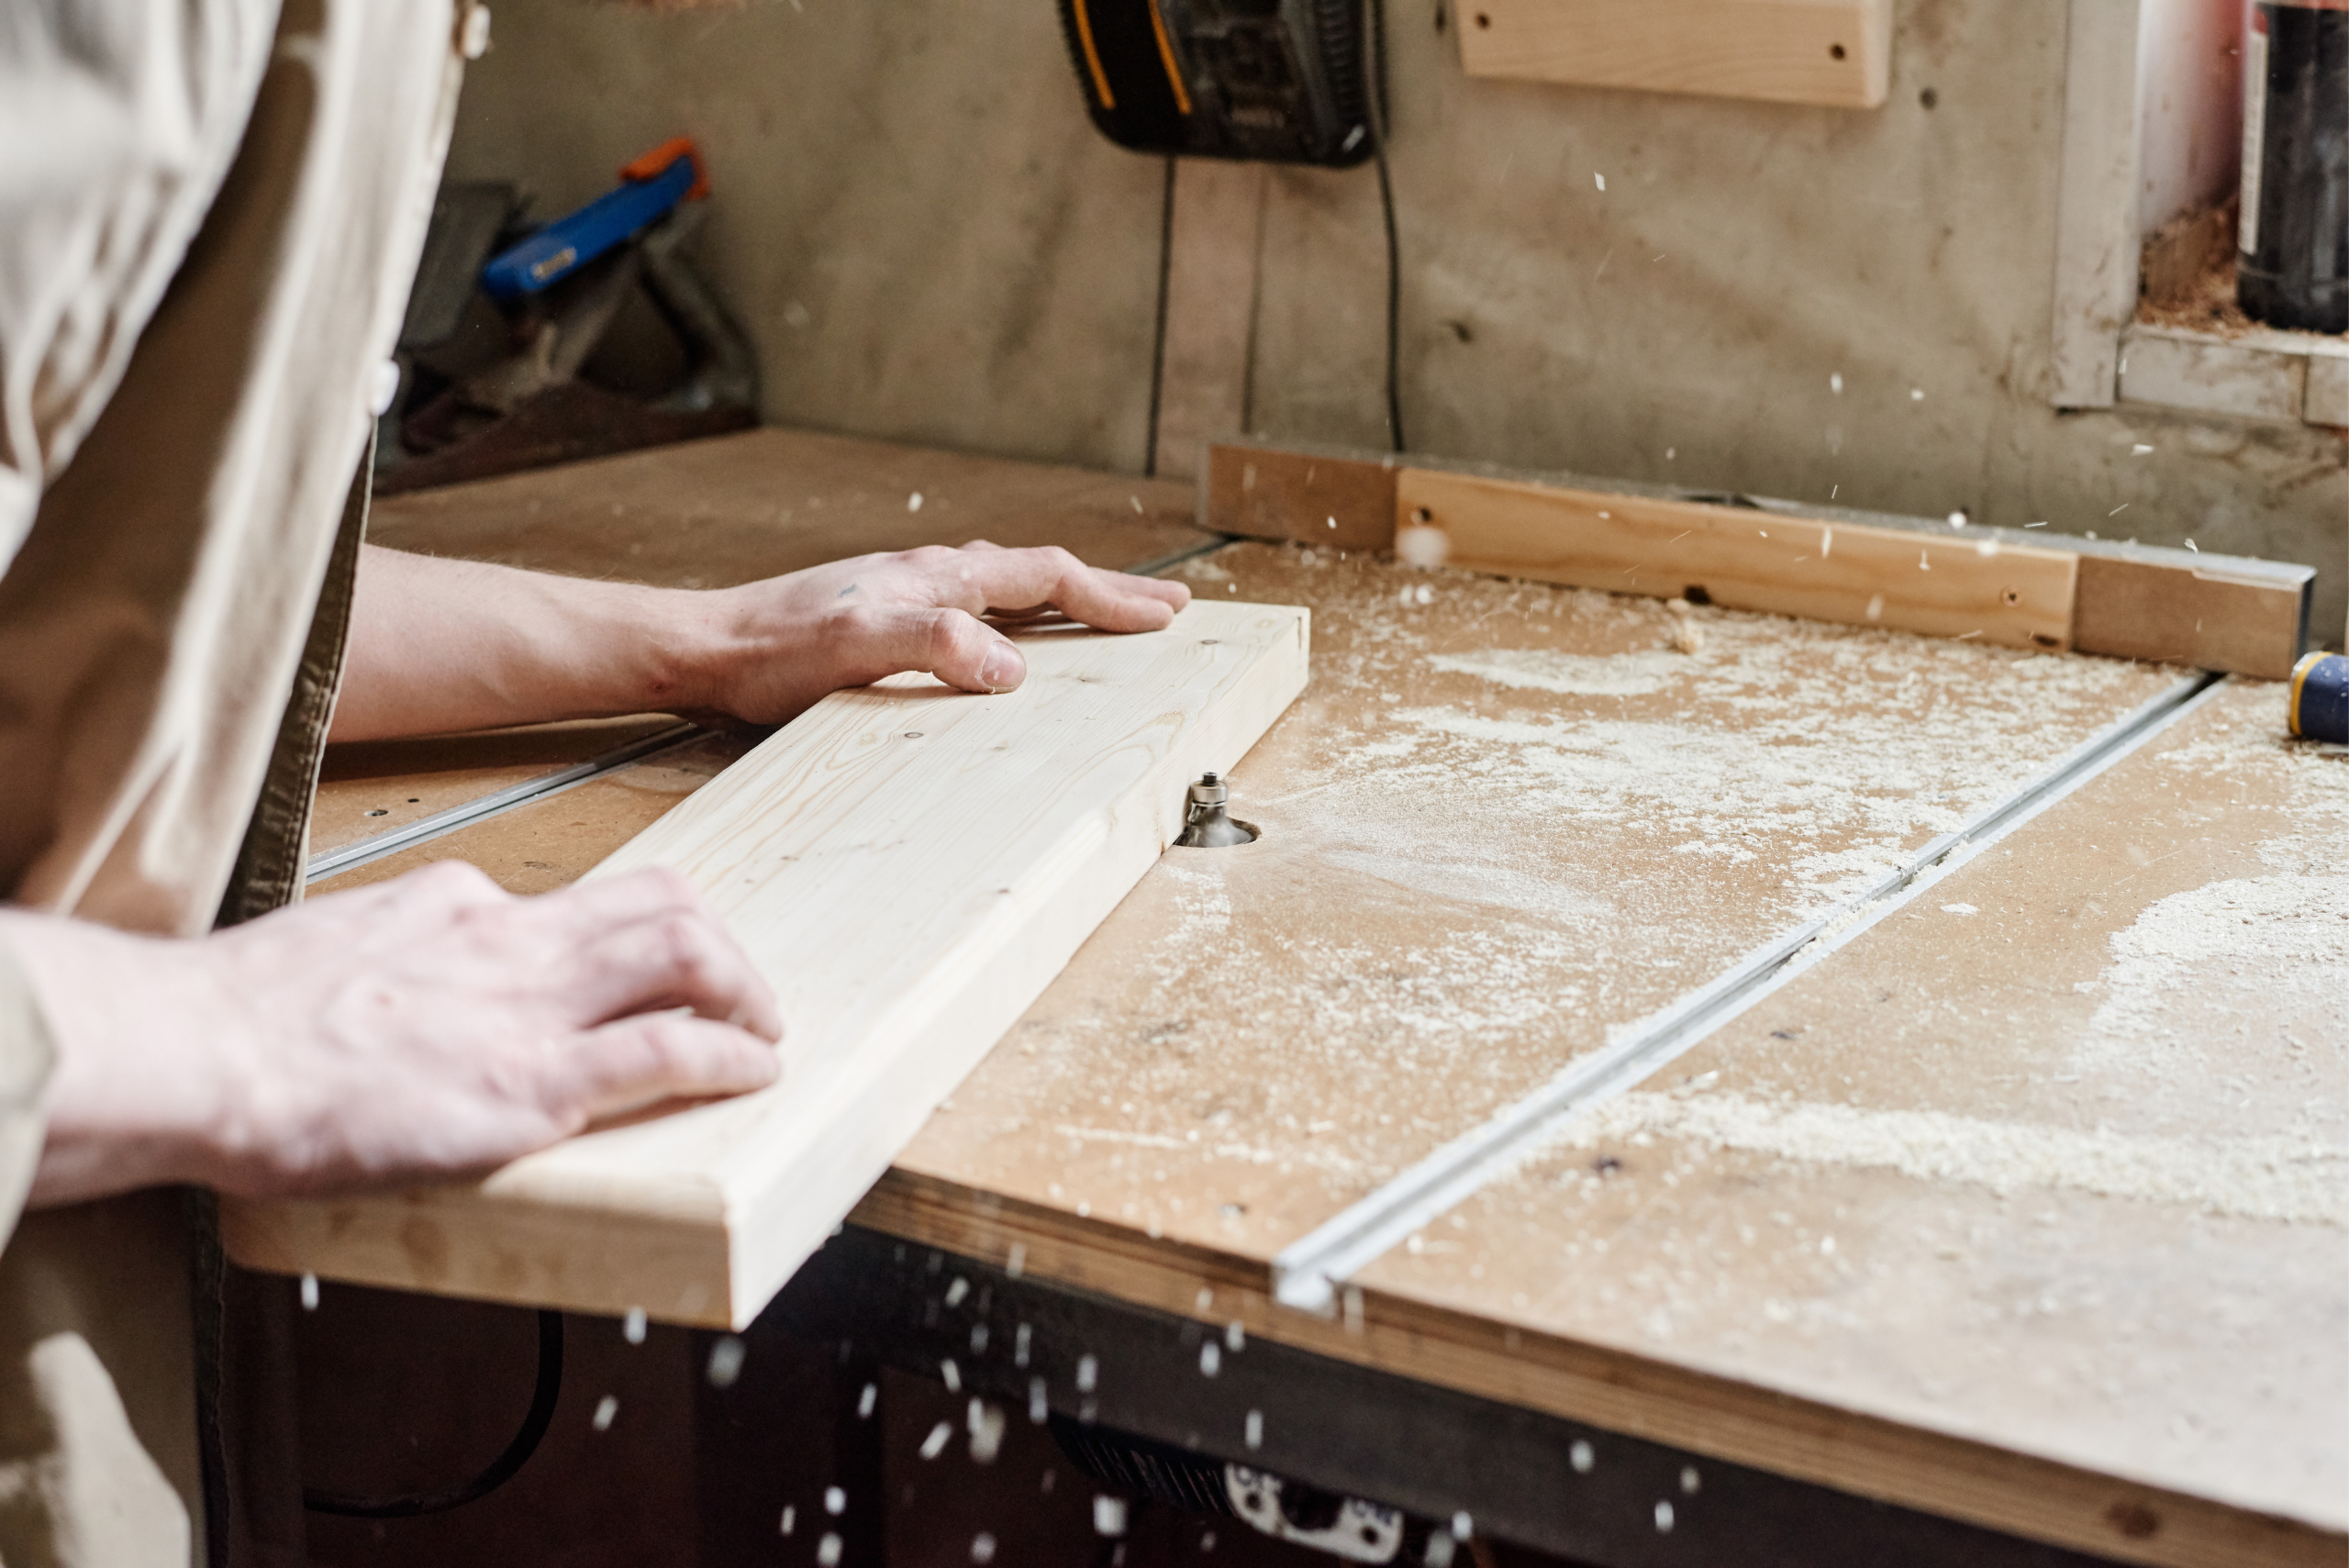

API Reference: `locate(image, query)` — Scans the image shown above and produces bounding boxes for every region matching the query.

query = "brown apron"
[0,2,469,1561]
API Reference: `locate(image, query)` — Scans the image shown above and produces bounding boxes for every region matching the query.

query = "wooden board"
[1204,441,2318,677]
[1455,0,1893,110]
[1397,466,2080,652]
[226,599,1311,1328]
[1350,678,2348,1566]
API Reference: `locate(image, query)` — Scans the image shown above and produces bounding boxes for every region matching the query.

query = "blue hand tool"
[481,139,705,301]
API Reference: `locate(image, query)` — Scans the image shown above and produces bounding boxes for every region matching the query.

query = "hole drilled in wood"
[2003,589,2021,606]
[1412,506,1433,524]
[1683,585,1712,606]
[1830,42,1846,60]
[1474,11,1490,27]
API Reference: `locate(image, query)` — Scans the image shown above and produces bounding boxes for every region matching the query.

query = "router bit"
[1176,772,1259,848]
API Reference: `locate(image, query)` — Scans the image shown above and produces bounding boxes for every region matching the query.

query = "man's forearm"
[331,546,728,741]
[333,539,1191,743]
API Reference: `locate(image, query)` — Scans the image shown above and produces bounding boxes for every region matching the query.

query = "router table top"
[324,429,2346,1568]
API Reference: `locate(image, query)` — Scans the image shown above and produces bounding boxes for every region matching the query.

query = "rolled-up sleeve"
[0,941,54,1247]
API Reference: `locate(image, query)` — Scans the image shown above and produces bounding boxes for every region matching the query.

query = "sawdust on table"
[1553,1089,2343,1226]
[903,543,2179,1247]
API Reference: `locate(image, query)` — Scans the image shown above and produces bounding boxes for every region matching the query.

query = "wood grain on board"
[1351,679,2348,1566]
[1454,0,1894,110]
[228,600,1310,1328]
[1397,467,2078,652]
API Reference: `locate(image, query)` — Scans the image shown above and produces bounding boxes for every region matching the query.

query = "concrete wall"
[448,0,2344,640]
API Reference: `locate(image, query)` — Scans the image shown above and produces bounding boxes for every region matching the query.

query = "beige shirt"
[0,2,466,1561]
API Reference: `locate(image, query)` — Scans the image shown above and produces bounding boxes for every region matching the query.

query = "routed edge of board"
[854,1167,2349,1568]
[222,602,1312,1330]
[1200,440,2317,677]
[1456,0,1894,111]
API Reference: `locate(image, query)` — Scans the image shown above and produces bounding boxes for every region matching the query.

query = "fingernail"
[980,641,1023,692]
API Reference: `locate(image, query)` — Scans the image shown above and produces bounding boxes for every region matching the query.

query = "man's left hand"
[684,541,1192,724]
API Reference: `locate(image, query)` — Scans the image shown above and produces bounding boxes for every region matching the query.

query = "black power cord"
[1364,0,1405,453]
[303,1308,564,1518]
[1144,153,1178,476]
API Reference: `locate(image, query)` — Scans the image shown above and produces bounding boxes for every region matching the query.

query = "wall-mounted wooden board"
[224,599,1311,1328]
[1397,467,2078,651]
[1456,0,1893,110]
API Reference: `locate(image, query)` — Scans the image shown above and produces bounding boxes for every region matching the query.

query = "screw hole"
[1829,42,1845,59]
[2002,589,2020,606]
[1475,11,1490,27]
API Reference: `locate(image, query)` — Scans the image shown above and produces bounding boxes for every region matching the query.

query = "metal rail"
[304,723,700,884]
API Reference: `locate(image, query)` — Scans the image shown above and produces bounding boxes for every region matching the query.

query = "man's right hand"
[1,862,781,1208]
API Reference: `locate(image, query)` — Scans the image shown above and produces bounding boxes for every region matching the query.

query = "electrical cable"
[1143,154,1177,476]
[303,1308,564,1518]
[1363,0,1405,453]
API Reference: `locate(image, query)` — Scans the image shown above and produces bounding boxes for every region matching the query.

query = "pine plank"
[1456,0,1893,110]
[222,599,1311,1327]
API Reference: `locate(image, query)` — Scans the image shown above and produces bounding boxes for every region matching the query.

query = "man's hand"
[685,541,1192,724]
[331,541,1193,741]
[5,862,781,1207]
